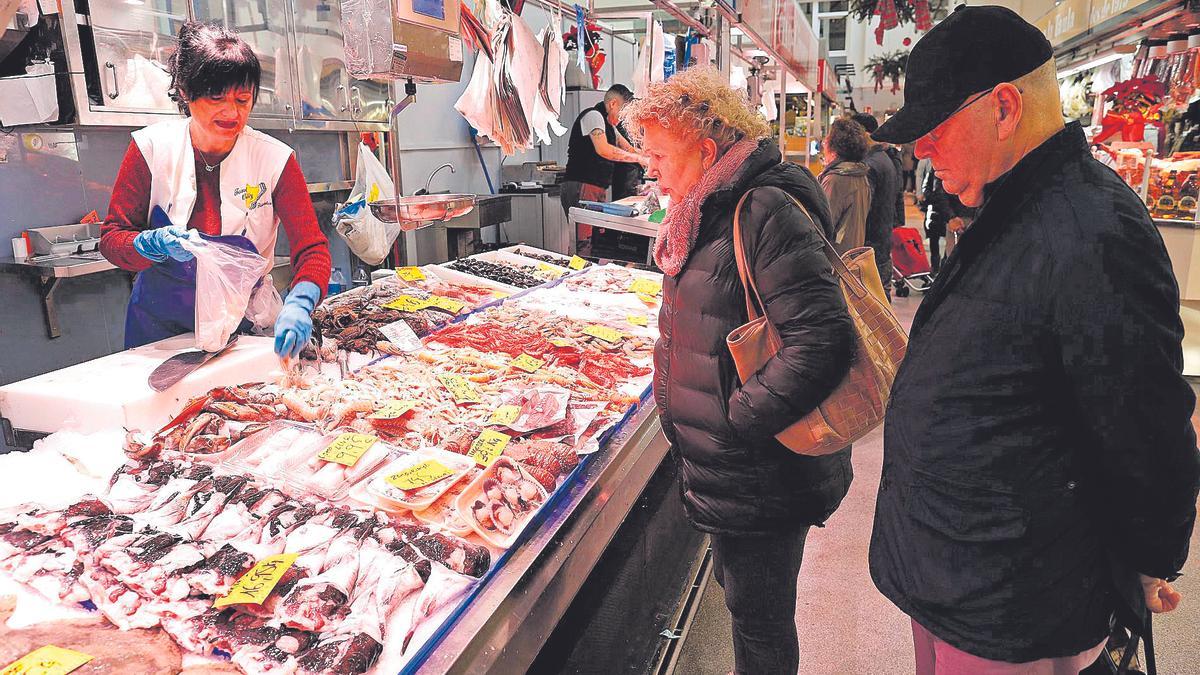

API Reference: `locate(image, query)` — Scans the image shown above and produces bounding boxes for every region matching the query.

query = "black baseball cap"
[873,5,1053,144]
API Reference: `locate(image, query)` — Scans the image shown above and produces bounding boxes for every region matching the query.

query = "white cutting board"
[0,334,282,436]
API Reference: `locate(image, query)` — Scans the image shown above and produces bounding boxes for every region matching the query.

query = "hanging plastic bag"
[244,273,283,334]
[333,143,399,265]
[179,237,268,352]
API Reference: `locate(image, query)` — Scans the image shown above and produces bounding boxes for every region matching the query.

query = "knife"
[148,334,239,392]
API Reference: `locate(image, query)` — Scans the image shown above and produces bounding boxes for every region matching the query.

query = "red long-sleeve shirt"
[100,141,331,297]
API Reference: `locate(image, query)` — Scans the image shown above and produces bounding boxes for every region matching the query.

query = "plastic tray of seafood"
[428,264,520,297]
[283,428,397,501]
[456,456,550,549]
[500,245,591,270]
[471,250,570,282]
[219,419,323,480]
[413,475,478,537]
[354,447,477,512]
[443,257,544,289]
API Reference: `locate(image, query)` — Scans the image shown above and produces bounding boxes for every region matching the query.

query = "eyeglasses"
[926,85,999,144]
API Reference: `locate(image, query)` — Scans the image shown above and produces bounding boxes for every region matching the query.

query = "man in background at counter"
[852,112,899,299]
[561,85,647,254]
[869,6,1200,673]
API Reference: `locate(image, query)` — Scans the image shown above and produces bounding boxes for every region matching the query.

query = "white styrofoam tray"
[0,334,282,435]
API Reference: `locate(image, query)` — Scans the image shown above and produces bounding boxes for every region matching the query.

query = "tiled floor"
[672,202,1200,674]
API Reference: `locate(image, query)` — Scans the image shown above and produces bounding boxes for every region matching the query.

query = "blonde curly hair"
[621,68,771,152]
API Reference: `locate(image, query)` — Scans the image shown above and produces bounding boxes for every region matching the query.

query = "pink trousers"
[912,620,1107,675]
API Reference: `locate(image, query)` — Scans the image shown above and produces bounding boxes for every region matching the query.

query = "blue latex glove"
[274,281,321,359]
[133,207,195,262]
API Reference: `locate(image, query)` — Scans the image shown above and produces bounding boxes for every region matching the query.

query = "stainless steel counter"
[416,402,670,674]
[568,207,660,265]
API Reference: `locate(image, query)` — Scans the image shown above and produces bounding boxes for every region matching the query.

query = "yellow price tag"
[489,404,521,426]
[213,554,299,608]
[509,354,544,373]
[368,183,380,203]
[386,460,456,490]
[426,295,466,314]
[467,429,511,466]
[491,290,511,299]
[568,255,588,271]
[383,295,432,312]
[1,646,93,675]
[538,262,566,278]
[549,338,572,348]
[396,266,426,281]
[637,293,659,305]
[438,374,482,404]
[629,278,662,296]
[368,400,418,420]
[627,314,648,327]
[583,324,624,343]
[318,433,379,467]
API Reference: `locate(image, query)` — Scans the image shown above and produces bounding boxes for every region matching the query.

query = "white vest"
[132,118,294,274]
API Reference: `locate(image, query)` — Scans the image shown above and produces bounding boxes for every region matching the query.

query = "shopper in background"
[625,68,853,675]
[900,142,917,195]
[852,112,899,299]
[870,7,1200,674]
[919,169,974,273]
[100,21,330,358]
[914,156,933,205]
[561,85,646,253]
[818,117,872,253]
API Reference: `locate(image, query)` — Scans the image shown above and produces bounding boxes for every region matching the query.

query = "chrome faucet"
[421,163,456,195]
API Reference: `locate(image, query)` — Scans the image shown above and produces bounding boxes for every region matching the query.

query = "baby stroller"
[891,226,935,297]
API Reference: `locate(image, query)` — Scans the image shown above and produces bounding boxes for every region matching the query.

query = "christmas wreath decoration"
[867,50,909,94]
[851,0,942,44]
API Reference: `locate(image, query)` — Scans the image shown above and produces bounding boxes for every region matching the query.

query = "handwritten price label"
[538,262,566,278]
[509,354,544,373]
[1,646,93,675]
[383,295,432,313]
[568,255,588,270]
[317,433,379,467]
[438,374,482,404]
[637,293,659,305]
[386,460,456,490]
[214,553,299,608]
[426,295,466,314]
[629,278,662,296]
[549,338,572,348]
[467,429,511,466]
[378,320,423,352]
[396,266,426,281]
[368,400,418,420]
[583,324,624,343]
[491,291,511,299]
[488,404,521,426]
[627,314,648,327]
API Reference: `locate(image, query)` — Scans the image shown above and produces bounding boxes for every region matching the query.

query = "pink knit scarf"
[654,139,759,276]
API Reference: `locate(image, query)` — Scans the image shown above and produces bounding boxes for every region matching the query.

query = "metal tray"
[370,194,477,229]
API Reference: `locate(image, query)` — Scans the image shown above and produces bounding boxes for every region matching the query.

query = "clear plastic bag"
[333,143,399,265]
[244,273,283,334]
[180,237,267,352]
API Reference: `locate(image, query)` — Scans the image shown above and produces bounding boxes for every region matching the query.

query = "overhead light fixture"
[1057,52,1126,79]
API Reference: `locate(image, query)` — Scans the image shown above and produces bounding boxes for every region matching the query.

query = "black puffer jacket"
[654,139,855,536]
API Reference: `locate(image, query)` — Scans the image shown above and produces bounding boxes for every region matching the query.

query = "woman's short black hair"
[168,21,260,115]
[826,117,869,162]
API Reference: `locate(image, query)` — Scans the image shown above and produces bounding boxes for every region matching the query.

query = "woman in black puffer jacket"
[624,69,855,675]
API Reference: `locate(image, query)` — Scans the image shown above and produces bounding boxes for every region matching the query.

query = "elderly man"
[870,6,1200,674]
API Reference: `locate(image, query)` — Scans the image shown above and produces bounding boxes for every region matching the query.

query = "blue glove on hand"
[274,281,321,359]
[133,207,195,262]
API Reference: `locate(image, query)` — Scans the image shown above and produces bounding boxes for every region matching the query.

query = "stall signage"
[386,460,455,490]
[383,295,432,312]
[318,433,379,466]
[509,354,545,373]
[396,266,426,281]
[1,646,93,675]
[438,374,482,403]
[213,554,299,608]
[568,256,588,270]
[583,325,624,343]
[368,399,419,420]
[1089,0,1137,28]
[629,278,662,296]
[467,429,511,466]
[489,404,522,426]
[426,295,466,314]
[538,263,566,278]
[1035,0,1089,46]
[379,320,423,352]
[627,314,648,327]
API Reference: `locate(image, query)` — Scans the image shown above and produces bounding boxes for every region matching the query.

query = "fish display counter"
[0,248,698,674]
